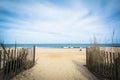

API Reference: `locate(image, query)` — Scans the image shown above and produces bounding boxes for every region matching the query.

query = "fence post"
[106,51,109,78]
[0,50,2,69]
[0,50,2,80]
[20,48,23,71]
[113,52,117,80]
[33,46,36,65]
[118,52,120,80]
[10,49,14,77]
[5,49,10,80]
[3,50,6,80]
[14,49,17,74]
[86,47,88,67]
[17,49,19,73]
[109,52,113,80]
[12,50,15,76]
[115,52,118,80]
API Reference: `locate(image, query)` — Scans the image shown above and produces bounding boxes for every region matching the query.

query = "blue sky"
[0,0,120,44]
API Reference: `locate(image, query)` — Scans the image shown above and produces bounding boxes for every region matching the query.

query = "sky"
[0,0,120,44]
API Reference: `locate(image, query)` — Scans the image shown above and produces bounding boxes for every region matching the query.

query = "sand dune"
[12,48,98,80]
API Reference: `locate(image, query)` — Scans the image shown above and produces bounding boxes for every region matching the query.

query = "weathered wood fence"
[86,46,120,80]
[0,46,36,80]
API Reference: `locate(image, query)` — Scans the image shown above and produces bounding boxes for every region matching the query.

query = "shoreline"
[1,44,120,48]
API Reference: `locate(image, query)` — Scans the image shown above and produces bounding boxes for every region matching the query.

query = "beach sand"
[12,48,98,80]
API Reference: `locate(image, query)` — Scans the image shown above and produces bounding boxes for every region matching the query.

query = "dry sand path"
[12,48,98,80]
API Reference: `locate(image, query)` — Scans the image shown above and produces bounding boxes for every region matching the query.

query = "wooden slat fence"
[0,46,36,80]
[86,47,120,80]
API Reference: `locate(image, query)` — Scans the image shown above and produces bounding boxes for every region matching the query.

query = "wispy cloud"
[0,0,120,43]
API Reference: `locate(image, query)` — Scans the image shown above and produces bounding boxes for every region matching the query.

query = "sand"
[12,48,98,80]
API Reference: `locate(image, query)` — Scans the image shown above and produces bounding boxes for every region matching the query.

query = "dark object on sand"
[80,49,82,51]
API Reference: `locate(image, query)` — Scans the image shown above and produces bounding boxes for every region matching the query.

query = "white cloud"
[1,0,117,43]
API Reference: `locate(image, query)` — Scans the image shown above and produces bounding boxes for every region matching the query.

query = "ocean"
[1,44,120,48]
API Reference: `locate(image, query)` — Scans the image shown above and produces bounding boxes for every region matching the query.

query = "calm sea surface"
[1,44,120,48]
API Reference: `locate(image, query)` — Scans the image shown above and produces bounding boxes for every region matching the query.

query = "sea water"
[1,44,120,48]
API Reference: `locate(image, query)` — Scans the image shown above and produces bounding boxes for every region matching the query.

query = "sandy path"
[12,48,98,80]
